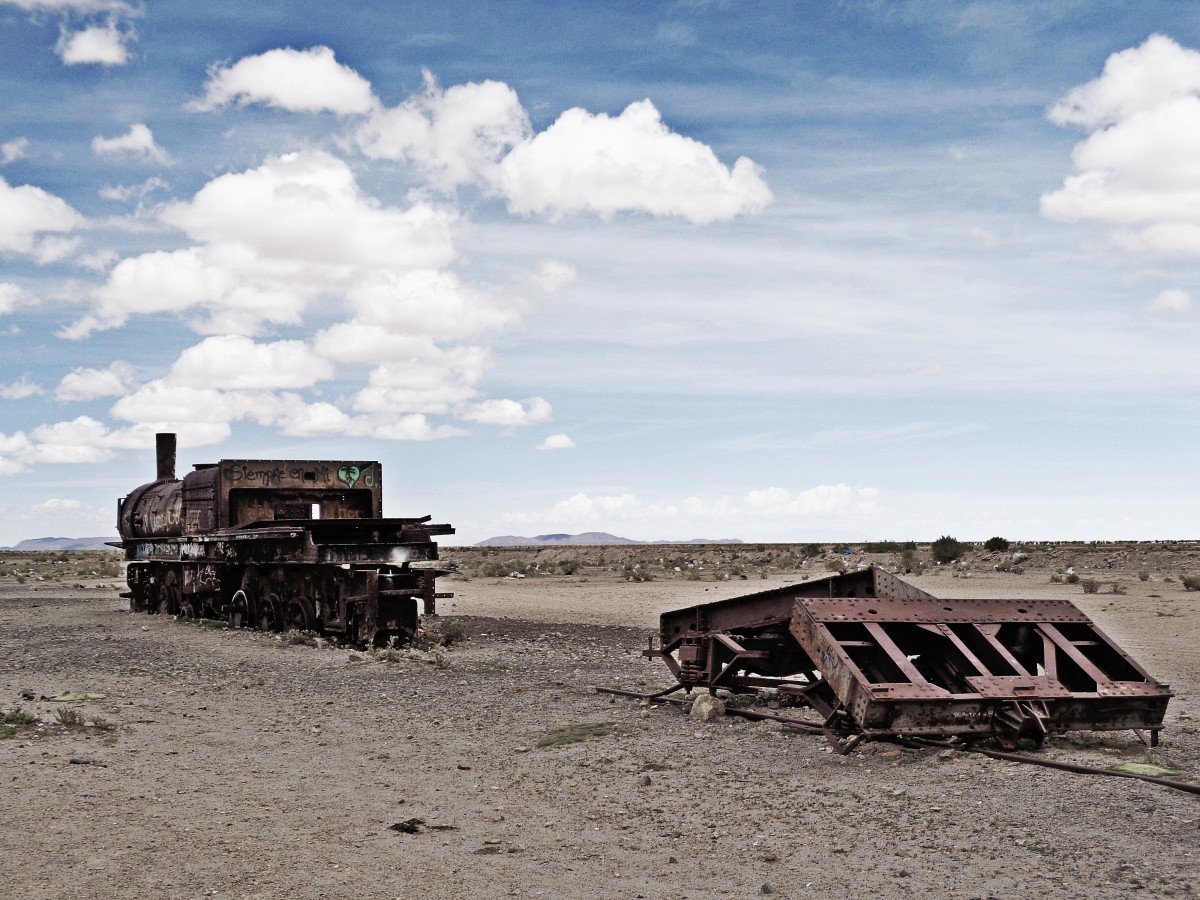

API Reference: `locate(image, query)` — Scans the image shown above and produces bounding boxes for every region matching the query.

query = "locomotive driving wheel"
[227,590,250,628]
[257,592,284,632]
[156,570,180,617]
[286,597,315,633]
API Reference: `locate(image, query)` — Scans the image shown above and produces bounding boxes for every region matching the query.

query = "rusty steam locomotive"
[116,433,454,646]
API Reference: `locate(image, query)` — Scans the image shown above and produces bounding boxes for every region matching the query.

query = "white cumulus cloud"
[536,433,575,450]
[190,46,378,115]
[1042,35,1200,254]
[0,282,30,314]
[459,397,552,427]
[91,123,170,165]
[160,150,455,270]
[495,99,773,223]
[55,360,135,401]
[168,335,334,390]
[359,72,771,224]
[55,20,131,65]
[66,151,457,338]
[0,176,84,262]
[357,70,529,189]
[0,376,44,399]
[1,137,28,165]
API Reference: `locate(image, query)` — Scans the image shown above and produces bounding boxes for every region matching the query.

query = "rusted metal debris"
[116,433,454,647]
[638,566,1171,750]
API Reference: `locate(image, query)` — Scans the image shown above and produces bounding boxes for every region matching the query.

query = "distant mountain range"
[476,532,743,547]
[0,537,120,552]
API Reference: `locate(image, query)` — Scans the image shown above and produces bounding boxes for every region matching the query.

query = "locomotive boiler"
[117,433,454,646]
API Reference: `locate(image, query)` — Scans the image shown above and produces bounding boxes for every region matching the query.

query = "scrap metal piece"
[646,566,1171,747]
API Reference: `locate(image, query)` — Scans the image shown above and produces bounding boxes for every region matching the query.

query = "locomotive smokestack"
[156,432,176,481]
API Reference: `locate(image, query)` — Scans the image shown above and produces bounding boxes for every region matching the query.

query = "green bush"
[1065,572,1080,584]
[931,536,967,564]
[1080,578,1100,594]
[984,536,1010,552]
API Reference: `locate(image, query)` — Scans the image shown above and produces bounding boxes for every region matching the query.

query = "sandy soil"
[2,554,1198,899]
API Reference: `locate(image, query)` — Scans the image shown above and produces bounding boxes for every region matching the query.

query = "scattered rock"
[690,694,726,722]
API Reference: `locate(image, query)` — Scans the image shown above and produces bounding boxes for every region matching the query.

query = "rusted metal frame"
[803,620,878,700]
[1038,622,1132,689]
[932,623,992,678]
[708,632,771,689]
[1134,728,1161,748]
[972,623,1036,677]
[861,621,938,689]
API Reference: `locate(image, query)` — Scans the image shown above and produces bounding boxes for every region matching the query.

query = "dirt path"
[1,565,1198,899]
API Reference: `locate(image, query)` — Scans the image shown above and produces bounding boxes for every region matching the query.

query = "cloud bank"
[1043,35,1200,254]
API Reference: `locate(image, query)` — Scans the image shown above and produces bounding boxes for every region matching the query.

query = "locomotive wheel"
[227,590,250,629]
[257,593,284,632]
[156,571,180,617]
[286,598,315,633]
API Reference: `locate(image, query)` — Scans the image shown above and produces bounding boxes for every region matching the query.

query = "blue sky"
[1,0,1199,545]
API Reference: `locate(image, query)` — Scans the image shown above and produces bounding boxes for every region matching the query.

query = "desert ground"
[1,543,1198,899]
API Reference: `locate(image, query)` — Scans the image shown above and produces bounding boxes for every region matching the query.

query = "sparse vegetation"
[984,536,1010,552]
[1065,573,1080,584]
[863,540,915,553]
[824,559,846,573]
[1081,578,1100,594]
[1110,582,1127,595]
[437,621,467,647]
[0,725,14,739]
[2,707,38,726]
[931,535,967,564]
[1138,570,1151,582]
[89,717,114,731]
[1182,575,1200,592]
[54,707,85,726]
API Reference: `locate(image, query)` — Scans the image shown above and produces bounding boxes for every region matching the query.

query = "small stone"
[761,884,774,895]
[668,856,678,864]
[514,746,530,753]
[638,775,651,786]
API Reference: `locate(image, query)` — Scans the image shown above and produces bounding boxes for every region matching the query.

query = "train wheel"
[286,598,315,633]
[257,593,284,632]
[156,571,180,617]
[228,590,249,629]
